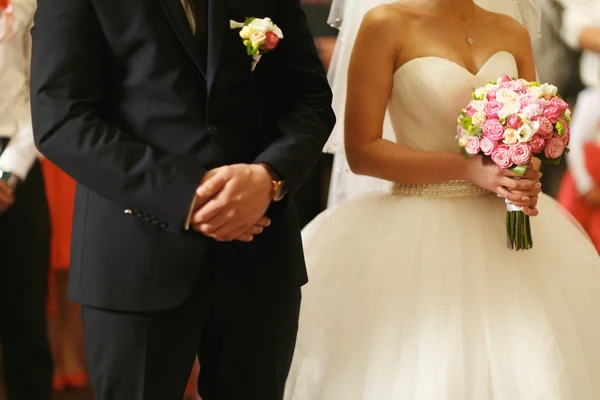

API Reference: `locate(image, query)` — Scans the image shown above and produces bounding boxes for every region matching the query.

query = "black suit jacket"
[30,0,335,312]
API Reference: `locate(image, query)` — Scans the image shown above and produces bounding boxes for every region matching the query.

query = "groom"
[30,0,335,399]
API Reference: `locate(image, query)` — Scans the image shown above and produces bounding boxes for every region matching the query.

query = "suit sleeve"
[30,0,205,234]
[253,0,336,196]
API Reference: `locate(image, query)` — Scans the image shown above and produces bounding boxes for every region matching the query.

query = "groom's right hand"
[189,165,273,242]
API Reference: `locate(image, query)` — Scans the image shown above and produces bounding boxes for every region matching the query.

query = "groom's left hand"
[190,164,273,242]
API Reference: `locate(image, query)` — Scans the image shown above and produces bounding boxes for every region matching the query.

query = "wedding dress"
[284,51,600,399]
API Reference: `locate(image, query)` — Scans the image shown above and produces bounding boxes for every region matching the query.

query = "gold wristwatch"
[261,164,286,202]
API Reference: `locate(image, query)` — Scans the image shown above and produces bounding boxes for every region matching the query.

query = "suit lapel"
[207,0,227,98]
[156,0,207,76]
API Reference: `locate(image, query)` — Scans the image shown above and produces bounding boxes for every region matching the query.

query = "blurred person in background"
[557,1,600,252]
[531,0,583,198]
[0,0,53,399]
[42,160,88,392]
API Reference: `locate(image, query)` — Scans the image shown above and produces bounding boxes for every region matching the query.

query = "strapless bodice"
[388,51,518,153]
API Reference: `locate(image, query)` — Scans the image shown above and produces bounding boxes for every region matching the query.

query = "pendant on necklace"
[467,37,474,45]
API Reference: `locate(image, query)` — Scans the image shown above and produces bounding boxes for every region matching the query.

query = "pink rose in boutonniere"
[0,0,14,42]
[230,17,283,71]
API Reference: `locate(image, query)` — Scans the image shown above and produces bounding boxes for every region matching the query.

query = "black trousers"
[82,243,301,400]
[0,161,53,400]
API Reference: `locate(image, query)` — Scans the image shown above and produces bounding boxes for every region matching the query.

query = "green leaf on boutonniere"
[244,17,255,25]
[509,165,527,176]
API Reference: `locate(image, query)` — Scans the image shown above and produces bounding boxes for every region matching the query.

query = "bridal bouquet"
[457,75,571,250]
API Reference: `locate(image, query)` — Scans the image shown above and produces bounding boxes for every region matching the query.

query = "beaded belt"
[392,180,490,198]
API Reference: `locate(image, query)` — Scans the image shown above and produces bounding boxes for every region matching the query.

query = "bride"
[284,0,600,398]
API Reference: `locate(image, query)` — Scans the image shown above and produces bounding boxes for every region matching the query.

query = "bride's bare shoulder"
[482,8,531,43]
[362,2,429,33]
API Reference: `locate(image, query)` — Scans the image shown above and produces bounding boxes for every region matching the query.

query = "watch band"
[0,169,20,190]
[260,164,286,202]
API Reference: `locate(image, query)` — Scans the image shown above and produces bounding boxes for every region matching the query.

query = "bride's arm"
[344,10,470,186]
[345,9,541,215]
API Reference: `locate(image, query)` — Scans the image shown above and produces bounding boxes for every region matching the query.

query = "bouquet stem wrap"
[506,203,532,250]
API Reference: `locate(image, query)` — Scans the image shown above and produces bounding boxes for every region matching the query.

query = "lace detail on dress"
[392,180,490,198]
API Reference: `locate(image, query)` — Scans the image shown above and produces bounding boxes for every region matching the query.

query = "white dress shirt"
[559,1,600,194]
[0,0,37,180]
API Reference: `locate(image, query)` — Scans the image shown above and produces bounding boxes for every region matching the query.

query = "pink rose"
[507,115,522,129]
[491,146,513,169]
[549,97,569,114]
[484,100,503,119]
[521,104,543,119]
[465,136,481,155]
[497,75,512,84]
[465,105,477,117]
[561,131,570,146]
[545,137,566,159]
[480,137,498,156]
[529,135,546,153]
[482,119,505,141]
[500,80,526,93]
[519,95,548,109]
[486,87,499,101]
[543,104,561,123]
[509,143,533,165]
[534,117,554,139]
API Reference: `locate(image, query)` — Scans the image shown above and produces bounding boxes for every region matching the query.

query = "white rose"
[470,100,484,112]
[267,24,284,38]
[518,78,530,86]
[565,108,572,118]
[528,120,540,135]
[249,18,270,33]
[239,26,253,39]
[471,111,486,127]
[474,87,487,99]
[503,128,518,144]
[544,84,558,98]
[497,102,520,120]
[495,88,518,104]
[249,31,266,45]
[517,124,535,142]
[459,136,469,147]
[527,86,544,98]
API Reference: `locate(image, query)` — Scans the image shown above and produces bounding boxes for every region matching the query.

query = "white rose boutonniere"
[230,17,284,71]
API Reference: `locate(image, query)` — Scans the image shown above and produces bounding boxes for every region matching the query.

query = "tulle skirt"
[284,192,600,400]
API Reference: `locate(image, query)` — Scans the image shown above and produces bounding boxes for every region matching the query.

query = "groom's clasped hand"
[190,163,274,242]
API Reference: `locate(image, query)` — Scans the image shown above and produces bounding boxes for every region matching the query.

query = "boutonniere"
[230,17,283,71]
[0,0,14,42]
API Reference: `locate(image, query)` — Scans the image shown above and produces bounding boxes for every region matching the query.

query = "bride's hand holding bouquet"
[457,75,571,250]
[465,155,542,216]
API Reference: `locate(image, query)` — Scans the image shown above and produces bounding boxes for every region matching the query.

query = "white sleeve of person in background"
[567,89,600,195]
[560,2,595,50]
[558,1,600,195]
[0,0,37,181]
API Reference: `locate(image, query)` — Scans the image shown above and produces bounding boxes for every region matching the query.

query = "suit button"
[151,217,159,224]
[207,125,218,135]
[159,221,169,229]
[132,209,142,217]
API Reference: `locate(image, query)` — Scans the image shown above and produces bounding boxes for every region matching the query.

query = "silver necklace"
[441,3,476,45]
